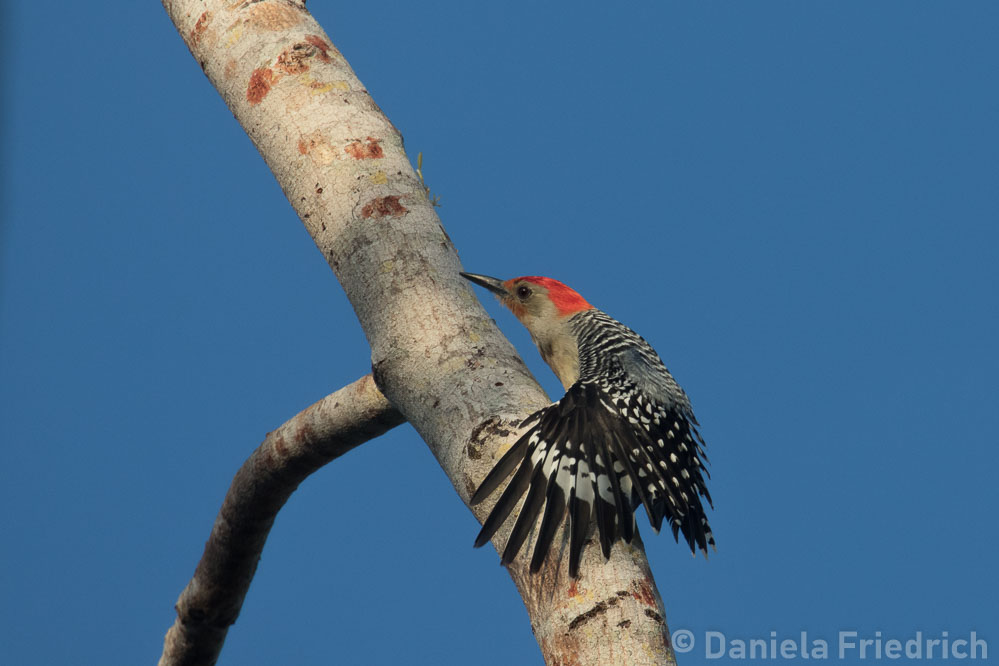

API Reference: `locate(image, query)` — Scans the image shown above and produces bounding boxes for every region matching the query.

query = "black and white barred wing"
[470,383,634,577]
[608,345,715,554]
[470,380,713,577]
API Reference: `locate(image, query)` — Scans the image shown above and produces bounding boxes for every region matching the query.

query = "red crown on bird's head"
[504,276,593,317]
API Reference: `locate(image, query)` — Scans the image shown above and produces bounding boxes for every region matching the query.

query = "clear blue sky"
[2,2,996,664]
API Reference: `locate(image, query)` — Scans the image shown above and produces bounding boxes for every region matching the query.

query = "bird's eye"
[516,285,531,300]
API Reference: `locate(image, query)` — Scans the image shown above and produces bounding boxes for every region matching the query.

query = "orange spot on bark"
[361,196,407,219]
[308,79,333,91]
[297,131,335,164]
[247,68,274,105]
[344,137,384,160]
[631,579,657,608]
[273,434,287,457]
[248,3,301,31]
[275,45,311,75]
[567,579,580,597]
[305,35,333,62]
[190,11,211,46]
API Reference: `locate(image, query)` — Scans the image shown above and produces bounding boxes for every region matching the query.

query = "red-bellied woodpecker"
[461,272,714,577]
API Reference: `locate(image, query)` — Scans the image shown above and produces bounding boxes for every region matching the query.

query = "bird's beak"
[460,272,509,297]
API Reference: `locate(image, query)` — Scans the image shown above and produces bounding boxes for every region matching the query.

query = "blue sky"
[2,2,996,664]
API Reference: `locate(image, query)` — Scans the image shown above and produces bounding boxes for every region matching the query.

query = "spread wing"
[470,376,713,577]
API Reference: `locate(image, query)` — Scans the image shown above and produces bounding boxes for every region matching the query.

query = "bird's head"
[460,272,592,324]
[461,272,594,387]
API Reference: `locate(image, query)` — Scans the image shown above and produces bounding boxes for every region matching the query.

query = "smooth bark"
[161,1,677,663]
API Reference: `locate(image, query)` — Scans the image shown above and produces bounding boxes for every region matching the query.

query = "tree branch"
[159,375,405,666]
[161,1,677,663]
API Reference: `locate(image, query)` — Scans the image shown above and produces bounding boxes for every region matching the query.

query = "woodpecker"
[461,272,713,578]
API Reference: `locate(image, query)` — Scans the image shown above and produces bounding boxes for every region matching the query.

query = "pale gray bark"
[161,1,677,663]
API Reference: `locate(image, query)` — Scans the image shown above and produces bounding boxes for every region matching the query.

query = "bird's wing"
[470,378,713,578]
[612,345,694,417]
[599,351,714,553]
[607,344,714,550]
[470,382,631,577]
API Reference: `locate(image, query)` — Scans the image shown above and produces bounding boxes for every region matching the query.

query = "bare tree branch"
[161,1,677,663]
[160,375,405,666]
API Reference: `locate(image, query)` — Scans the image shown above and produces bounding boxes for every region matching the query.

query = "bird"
[461,272,713,578]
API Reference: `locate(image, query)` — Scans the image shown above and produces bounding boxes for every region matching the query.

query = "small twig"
[159,375,405,666]
[416,152,441,207]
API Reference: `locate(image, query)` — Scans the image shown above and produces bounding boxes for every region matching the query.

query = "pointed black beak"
[460,272,509,297]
